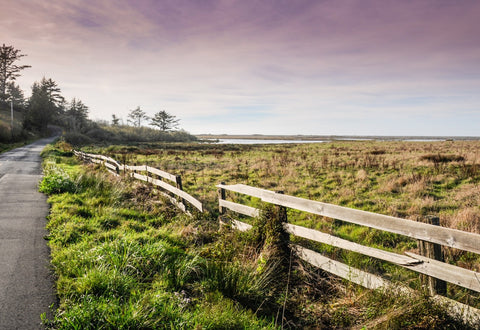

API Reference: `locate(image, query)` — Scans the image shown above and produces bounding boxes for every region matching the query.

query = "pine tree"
[127,106,148,127]
[0,44,31,101]
[150,110,180,131]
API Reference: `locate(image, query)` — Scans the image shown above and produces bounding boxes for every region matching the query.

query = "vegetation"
[127,106,149,127]
[41,139,479,328]
[0,43,195,150]
[150,110,180,131]
[0,43,31,100]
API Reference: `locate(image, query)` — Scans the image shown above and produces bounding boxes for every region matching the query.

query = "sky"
[1,0,480,136]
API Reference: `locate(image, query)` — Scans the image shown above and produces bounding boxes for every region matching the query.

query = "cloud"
[1,0,480,135]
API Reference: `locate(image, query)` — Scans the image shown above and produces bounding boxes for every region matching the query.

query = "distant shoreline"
[195,134,480,141]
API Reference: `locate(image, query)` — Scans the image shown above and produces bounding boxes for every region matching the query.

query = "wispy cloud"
[1,0,479,135]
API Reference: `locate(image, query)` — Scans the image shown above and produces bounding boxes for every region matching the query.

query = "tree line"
[1,43,186,143]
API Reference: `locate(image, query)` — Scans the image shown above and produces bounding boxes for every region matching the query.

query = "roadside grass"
[88,140,480,306]
[41,140,479,328]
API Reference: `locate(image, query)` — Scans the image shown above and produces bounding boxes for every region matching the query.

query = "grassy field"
[41,139,480,328]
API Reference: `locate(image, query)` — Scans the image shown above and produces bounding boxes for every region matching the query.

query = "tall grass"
[42,140,479,328]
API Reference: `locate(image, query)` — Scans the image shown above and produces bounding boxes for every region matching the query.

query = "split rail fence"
[73,150,480,324]
[217,183,480,324]
[73,150,203,213]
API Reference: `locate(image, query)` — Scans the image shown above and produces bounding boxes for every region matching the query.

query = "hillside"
[0,103,36,149]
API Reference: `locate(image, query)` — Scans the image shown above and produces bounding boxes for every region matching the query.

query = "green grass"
[41,143,281,329]
[40,140,479,328]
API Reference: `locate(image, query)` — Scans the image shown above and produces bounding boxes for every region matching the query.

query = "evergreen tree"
[65,98,89,132]
[111,114,120,126]
[0,44,31,101]
[23,78,64,131]
[6,82,25,109]
[150,110,180,131]
[127,106,148,127]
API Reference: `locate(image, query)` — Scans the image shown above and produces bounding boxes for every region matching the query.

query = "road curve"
[0,137,57,329]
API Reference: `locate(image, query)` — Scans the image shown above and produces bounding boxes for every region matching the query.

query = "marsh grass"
[42,140,480,328]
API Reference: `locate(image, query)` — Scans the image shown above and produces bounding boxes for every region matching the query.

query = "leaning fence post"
[218,182,226,215]
[176,175,186,210]
[418,216,447,296]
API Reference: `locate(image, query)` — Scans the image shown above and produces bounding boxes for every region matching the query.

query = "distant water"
[209,139,325,144]
[205,138,454,144]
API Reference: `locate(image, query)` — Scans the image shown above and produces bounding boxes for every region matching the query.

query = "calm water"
[205,138,452,144]
[210,139,325,144]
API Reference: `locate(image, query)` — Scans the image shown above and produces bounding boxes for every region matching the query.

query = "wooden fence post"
[176,175,186,210]
[274,191,290,256]
[275,191,288,225]
[218,182,226,215]
[418,216,447,296]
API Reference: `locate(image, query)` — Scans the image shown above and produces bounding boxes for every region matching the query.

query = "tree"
[39,77,65,109]
[23,78,65,131]
[150,110,180,131]
[111,114,120,126]
[127,106,148,127]
[65,98,89,132]
[0,44,31,101]
[6,82,25,109]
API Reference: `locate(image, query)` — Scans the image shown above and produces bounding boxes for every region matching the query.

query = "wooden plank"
[106,168,119,177]
[126,165,147,172]
[104,162,117,171]
[432,295,480,326]
[146,166,177,183]
[105,158,122,168]
[219,216,253,232]
[158,191,187,213]
[295,245,480,326]
[149,177,203,212]
[294,245,391,290]
[232,219,253,231]
[131,172,150,183]
[405,252,480,293]
[285,224,421,266]
[217,184,480,254]
[289,223,480,292]
[219,199,260,218]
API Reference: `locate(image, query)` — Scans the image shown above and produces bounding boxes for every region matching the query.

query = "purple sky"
[2,0,480,135]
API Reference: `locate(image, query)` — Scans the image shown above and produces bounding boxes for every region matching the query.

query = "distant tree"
[65,98,89,132]
[127,106,148,127]
[6,82,25,108]
[150,110,180,131]
[0,44,31,101]
[23,78,65,131]
[111,114,120,126]
[39,77,65,109]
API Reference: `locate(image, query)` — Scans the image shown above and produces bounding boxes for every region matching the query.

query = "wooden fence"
[73,150,203,213]
[217,183,480,324]
[72,149,480,323]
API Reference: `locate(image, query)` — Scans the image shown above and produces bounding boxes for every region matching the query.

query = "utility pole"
[10,97,14,139]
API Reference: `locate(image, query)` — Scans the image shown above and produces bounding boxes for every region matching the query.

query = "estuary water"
[211,139,325,144]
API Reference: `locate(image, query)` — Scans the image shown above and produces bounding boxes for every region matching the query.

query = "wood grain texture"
[217,183,480,254]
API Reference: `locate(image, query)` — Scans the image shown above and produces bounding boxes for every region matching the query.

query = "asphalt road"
[0,137,57,329]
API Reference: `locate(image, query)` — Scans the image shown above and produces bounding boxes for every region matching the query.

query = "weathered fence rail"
[216,182,480,324]
[71,149,480,323]
[73,150,203,213]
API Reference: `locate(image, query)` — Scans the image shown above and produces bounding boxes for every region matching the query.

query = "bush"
[39,162,76,194]
[63,132,93,146]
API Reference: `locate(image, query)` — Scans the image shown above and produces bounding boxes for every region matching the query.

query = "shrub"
[420,154,465,163]
[63,132,93,146]
[39,162,76,194]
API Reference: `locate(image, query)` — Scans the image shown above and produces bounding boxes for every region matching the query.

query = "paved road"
[0,137,57,329]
